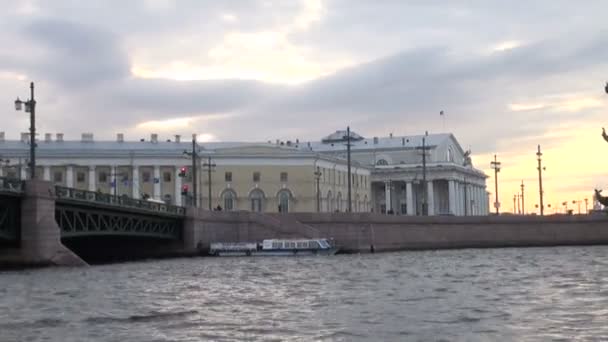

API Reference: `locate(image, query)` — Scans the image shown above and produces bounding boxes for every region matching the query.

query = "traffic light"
[178,167,187,177]
[181,184,189,196]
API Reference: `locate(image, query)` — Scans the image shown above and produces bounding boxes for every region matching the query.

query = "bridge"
[0,178,187,266]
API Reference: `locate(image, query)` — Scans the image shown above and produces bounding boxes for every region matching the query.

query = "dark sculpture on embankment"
[596,126,608,207]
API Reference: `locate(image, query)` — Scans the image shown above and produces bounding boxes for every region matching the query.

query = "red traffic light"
[179,167,187,177]
[181,184,189,195]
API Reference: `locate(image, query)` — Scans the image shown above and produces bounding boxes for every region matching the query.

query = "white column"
[174,166,182,206]
[20,166,27,180]
[448,180,456,215]
[476,186,482,215]
[43,166,51,181]
[66,166,74,188]
[384,181,392,214]
[427,180,435,215]
[406,182,414,215]
[132,166,140,199]
[88,166,96,191]
[111,165,117,196]
[153,165,161,200]
[0,166,3,177]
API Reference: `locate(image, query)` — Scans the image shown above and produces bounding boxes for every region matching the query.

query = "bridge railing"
[54,186,186,216]
[0,177,24,193]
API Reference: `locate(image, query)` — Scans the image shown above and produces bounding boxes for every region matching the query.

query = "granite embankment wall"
[189,211,608,254]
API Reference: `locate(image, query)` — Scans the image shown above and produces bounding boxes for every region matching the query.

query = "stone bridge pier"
[0,180,87,267]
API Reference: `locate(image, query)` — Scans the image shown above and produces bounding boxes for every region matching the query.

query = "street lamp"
[520,180,525,215]
[572,200,581,214]
[490,154,501,214]
[203,156,216,210]
[314,167,322,212]
[14,82,36,180]
[584,198,589,213]
[343,126,353,212]
[183,134,201,207]
[536,145,545,216]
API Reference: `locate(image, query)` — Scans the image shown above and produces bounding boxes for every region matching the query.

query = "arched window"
[447,147,454,162]
[326,191,333,212]
[221,189,237,211]
[278,190,291,213]
[376,159,389,166]
[249,189,265,212]
[355,194,360,212]
[363,195,369,212]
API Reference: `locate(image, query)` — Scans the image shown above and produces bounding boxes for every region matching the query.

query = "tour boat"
[209,238,339,257]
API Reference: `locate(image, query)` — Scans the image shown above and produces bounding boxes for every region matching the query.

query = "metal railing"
[54,186,186,216]
[0,177,24,193]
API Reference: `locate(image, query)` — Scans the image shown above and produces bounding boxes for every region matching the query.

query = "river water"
[1,246,608,341]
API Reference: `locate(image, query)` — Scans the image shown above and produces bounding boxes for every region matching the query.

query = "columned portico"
[406,182,414,215]
[384,181,392,214]
[427,180,434,215]
[448,180,456,215]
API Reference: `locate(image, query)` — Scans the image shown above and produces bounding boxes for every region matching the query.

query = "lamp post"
[14,82,36,180]
[584,198,589,213]
[572,200,581,214]
[420,132,430,215]
[183,135,200,207]
[203,156,216,210]
[520,180,525,215]
[536,145,545,216]
[343,126,353,212]
[513,194,516,214]
[314,167,322,212]
[490,154,501,214]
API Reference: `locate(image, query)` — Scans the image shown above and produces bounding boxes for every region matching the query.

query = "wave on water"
[84,310,199,324]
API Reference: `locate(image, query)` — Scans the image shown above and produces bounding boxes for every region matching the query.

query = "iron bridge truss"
[55,203,182,240]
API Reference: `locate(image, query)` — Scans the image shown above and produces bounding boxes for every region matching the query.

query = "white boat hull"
[213,248,339,257]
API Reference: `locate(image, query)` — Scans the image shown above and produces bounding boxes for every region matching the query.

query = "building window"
[76,171,85,183]
[278,190,290,213]
[447,147,454,162]
[225,172,232,182]
[142,171,151,182]
[250,189,264,212]
[222,190,236,211]
[53,171,63,183]
[163,172,171,182]
[99,171,107,183]
[280,172,288,182]
[253,172,260,182]
[376,159,389,166]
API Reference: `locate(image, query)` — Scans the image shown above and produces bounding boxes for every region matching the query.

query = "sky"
[1,0,608,214]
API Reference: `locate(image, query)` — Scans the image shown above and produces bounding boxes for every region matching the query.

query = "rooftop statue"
[603,127,608,143]
[594,189,608,207]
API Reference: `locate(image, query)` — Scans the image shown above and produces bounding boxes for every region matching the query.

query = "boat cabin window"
[272,241,283,249]
[309,241,319,248]
[318,240,330,248]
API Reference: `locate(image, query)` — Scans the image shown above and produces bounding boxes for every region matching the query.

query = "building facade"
[0,129,488,215]
[304,130,489,215]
